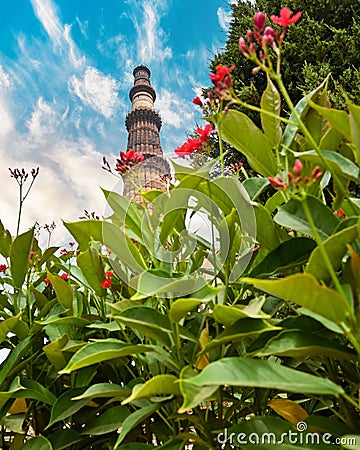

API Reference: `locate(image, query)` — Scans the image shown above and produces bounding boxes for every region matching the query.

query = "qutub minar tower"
[123,65,170,201]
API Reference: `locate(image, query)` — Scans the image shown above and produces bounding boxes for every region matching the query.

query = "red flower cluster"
[268,159,323,190]
[239,7,302,59]
[115,150,144,174]
[60,273,69,281]
[175,124,213,158]
[0,264,7,273]
[209,64,235,100]
[100,271,114,289]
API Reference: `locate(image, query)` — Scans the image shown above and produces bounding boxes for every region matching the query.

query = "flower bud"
[239,37,248,56]
[254,12,266,31]
[292,159,303,175]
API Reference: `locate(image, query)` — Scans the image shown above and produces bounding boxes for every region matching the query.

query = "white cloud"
[69,67,121,119]
[27,97,61,141]
[0,66,11,90]
[0,99,116,246]
[217,7,233,32]
[156,88,194,129]
[30,0,85,69]
[63,24,85,68]
[137,2,172,63]
[31,0,63,46]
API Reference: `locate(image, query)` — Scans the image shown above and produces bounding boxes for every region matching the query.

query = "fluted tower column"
[123,66,170,201]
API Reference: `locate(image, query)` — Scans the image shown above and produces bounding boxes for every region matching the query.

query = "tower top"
[129,65,156,110]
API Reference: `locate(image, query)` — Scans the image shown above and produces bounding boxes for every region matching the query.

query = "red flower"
[209,64,235,86]
[254,12,266,31]
[0,264,7,273]
[196,124,213,143]
[115,149,144,175]
[44,278,51,285]
[192,96,203,107]
[174,124,213,158]
[60,273,69,281]
[100,271,113,289]
[271,7,302,28]
[100,278,112,289]
[334,208,346,217]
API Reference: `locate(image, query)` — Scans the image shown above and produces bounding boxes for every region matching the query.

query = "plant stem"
[301,197,345,297]
[273,74,351,203]
[217,126,225,177]
[16,184,23,236]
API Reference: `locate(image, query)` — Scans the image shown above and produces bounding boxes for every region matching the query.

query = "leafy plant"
[0,5,360,450]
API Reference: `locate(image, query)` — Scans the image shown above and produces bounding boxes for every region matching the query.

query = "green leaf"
[184,357,343,396]
[307,100,351,141]
[113,306,172,347]
[242,177,269,201]
[59,339,154,374]
[102,221,147,272]
[260,76,282,148]
[178,366,218,414]
[113,403,159,449]
[48,429,84,450]
[133,271,207,300]
[0,377,24,410]
[0,316,20,345]
[13,379,56,405]
[19,436,53,450]
[82,405,130,435]
[0,413,25,434]
[219,110,277,177]
[76,247,105,296]
[283,79,328,151]
[265,191,285,213]
[43,334,69,370]
[0,220,12,258]
[253,330,356,360]
[102,188,145,238]
[45,272,73,311]
[349,102,360,165]
[213,299,271,327]
[250,237,316,277]
[10,227,34,288]
[293,150,360,184]
[274,196,339,241]
[157,438,185,450]
[0,336,32,388]
[46,388,89,429]
[202,318,280,352]
[72,383,129,400]
[243,273,353,325]
[254,204,286,251]
[306,224,358,281]
[169,298,209,322]
[63,219,103,250]
[122,375,180,405]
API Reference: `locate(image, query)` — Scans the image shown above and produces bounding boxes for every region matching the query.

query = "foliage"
[0,5,360,450]
[212,0,360,112]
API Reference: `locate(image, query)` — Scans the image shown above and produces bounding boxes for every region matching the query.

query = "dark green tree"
[212,0,360,112]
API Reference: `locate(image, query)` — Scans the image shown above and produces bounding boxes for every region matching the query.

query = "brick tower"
[123,65,170,201]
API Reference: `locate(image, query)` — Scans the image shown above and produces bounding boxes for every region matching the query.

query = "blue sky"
[0,0,239,244]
